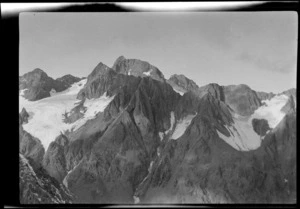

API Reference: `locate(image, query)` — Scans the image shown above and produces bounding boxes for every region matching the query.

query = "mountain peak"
[112,56,126,70]
[32,68,46,74]
[89,62,113,78]
[113,58,165,82]
[168,74,199,94]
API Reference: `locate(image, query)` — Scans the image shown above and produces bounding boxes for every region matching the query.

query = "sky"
[20,12,297,93]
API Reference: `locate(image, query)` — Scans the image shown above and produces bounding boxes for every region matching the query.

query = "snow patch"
[71,92,115,131]
[128,69,132,76]
[165,111,175,135]
[172,87,185,96]
[133,196,140,204]
[157,148,161,157]
[148,161,154,172]
[63,160,82,189]
[217,116,262,151]
[217,95,289,151]
[250,94,289,128]
[171,113,197,140]
[20,88,27,96]
[19,79,114,150]
[143,69,153,76]
[158,132,164,141]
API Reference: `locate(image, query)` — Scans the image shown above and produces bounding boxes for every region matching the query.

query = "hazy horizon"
[20,12,297,93]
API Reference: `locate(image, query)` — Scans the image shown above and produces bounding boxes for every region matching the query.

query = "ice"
[143,69,153,76]
[250,94,288,128]
[19,79,115,150]
[165,111,175,135]
[71,92,115,131]
[171,113,197,140]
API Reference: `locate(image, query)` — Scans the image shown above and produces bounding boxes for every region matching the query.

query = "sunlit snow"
[165,111,175,135]
[250,94,289,128]
[172,87,185,96]
[19,79,115,150]
[158,132,164,141]
[143,69,153,76]
[217,95,289,151]
[133,196,140,204]
[217,115,262,151]
[171,113,197,140]
[63,160,83,188]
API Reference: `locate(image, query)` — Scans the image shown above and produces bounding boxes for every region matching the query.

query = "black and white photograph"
[3,1,298,206]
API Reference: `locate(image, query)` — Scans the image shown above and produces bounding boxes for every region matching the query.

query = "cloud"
[238,51,296,74]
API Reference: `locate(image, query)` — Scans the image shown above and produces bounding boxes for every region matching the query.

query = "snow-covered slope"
[19,79,115,150]
[217,115,261,151]
[171,113,197,140]
[250,94,289,128]
[217,94,289,151]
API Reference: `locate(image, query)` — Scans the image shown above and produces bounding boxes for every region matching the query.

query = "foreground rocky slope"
[19,56,297,204]
[20,154,73,204]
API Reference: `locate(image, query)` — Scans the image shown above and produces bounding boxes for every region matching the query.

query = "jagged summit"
[88,62,114,79]
[167,74,199,95]
[19,56,296,204]
[112,56,165,82]
[112,55,126,70]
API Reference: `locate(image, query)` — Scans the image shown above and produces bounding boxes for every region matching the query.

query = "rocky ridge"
[19,56,297,204]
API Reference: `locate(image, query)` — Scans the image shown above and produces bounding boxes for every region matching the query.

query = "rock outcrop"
[19,68,69,101]
[223,84,261,116]
[113,56,165,82]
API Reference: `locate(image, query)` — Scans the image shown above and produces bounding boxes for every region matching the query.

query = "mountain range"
[19,56,296,204]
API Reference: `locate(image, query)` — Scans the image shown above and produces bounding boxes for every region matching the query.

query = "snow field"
[19,79,115,150]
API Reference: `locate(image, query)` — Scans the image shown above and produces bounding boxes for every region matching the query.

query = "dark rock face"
[167,74,199,94]
[43,134,69,183]
[55,73,180,203]
[19,122,45,169]
[198,83,225,102]
[56,74,81,87]
[113,56,165,82]
[252,118,271,136]
[256,91,275,101]
[19,68,70,101]
[20,154,73,204]
[281,95,296,114]
[281,88,296,98]
[20,108,30,124]
[77,62,118,99]
[223,84,261,116]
